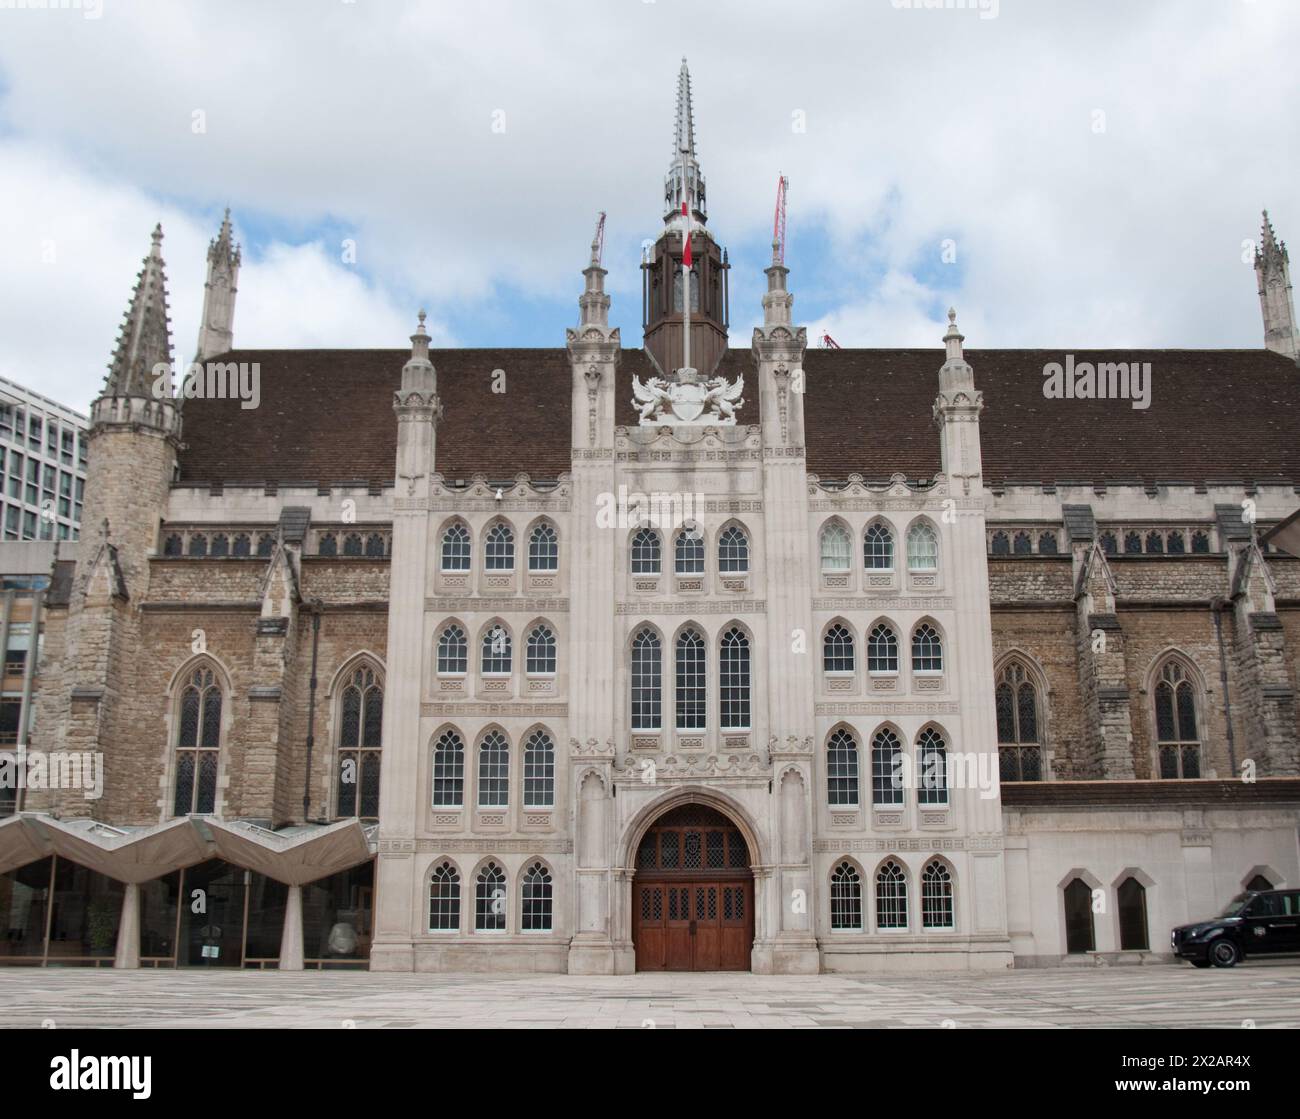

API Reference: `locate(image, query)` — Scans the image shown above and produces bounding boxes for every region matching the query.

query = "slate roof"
[175,346,1300,488]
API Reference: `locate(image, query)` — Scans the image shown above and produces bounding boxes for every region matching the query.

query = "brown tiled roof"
[1001,778,1300,808]
[177,346,1300,487]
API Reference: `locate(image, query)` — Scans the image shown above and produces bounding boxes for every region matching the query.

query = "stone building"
[1,63,1297,972]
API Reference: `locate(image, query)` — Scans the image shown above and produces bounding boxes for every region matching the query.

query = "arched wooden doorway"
[632,804,753,971]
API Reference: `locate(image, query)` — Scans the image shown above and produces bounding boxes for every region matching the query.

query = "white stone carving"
[632,368,745,425]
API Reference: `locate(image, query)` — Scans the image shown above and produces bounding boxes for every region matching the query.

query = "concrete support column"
[113,881,141,969]
[279,883,304,970]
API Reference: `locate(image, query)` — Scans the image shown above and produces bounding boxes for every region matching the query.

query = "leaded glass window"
[485,523,515,570]
[717,526,749,573]
[907,522,938,571]
[864,521,894,570]
[429,861,460,931]
[912,623,942,673]
[867,623,898,674]
[921,860,954,929]
[823,623,854,674]
[820,522,850,572]
[523,730,555,808]
[438,624,467,675]
[173,666,222,816]
[876,860,908,929]
[525,625,556,675]
[1154,660,1200,779]
[432,729,464,807]
[719,627,750,730]
[521,862,553,932]
[675,526,704,574]
[631,628,662,731]
[917,728,947,806]
[827,729,859,806]
[871,728,903,806]
[477,730,509,807]
[631,528,661,574]
[830,862,862,930]
[528,523,558,571]
[336,664,383,820]
[481,624,512,675]
[996,662,1042,782]
[475,863,506,931]
[675,628,706,731]
[441,523,470,571]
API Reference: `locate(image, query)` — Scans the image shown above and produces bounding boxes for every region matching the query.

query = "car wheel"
[1210,940,1240,968]
[1189,960,1212,969]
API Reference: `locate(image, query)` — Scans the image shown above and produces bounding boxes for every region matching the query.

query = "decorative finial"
[943,307,965,362]
[150,224,163,255]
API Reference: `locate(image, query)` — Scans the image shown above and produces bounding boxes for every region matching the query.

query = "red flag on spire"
[681,200,692,269]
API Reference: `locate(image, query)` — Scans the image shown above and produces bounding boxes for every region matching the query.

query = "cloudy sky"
[1,0,1296,413]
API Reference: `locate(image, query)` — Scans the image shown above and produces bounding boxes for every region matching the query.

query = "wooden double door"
[632,805,754,971]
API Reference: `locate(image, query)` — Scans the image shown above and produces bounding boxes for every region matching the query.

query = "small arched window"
[188,533,208,557]
[210,533,230,558]
[719,627,751,730]
[431,729,465,807]
[477,730,509,807]
[717,525,749,573]
[256,533,276,557]
[441,523,471,571]
[485,522,515,570]
[364,532,386,557]
[675,628,706,731]
[475,862,507,931]
[1099,531,1118,555]
[1038,531,1059,555]
[864,521,894,570]
[827,729,859,806]
[525,625,556,675]
[917,728,947,806]
[876,860,908,930]
[990,531,1010,556]
[674,526,704,574]
[1013,531,1033,555]
[1154,660,1200,779]
[820,523,850,572]
[911,623,942,673]
[343,532,363,557]
[1167,530,1185,554]
[162,533,183,556]
[336,663,383,820]
[871,728,902,806]
[823,624,855,674]
[1124,531,1142,554]
[867,623,898,674]
[906,522,938,571]
[830,862,862,930]
[481,624,512,676]
[631,629,663,732]
[631,528,661,574]
[996,661,1042,782]
[521,862,553,932]
[437,624,467,675]
[523,730,555,808]
[428,861,461,932]
[921,860,954,929]
[1145,531,1164,554]
[528,523,558,572]
[232,533,251,557]
[1191,531,1210,554]
[173,665,222,816]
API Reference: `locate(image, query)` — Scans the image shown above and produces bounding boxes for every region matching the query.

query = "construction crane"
[592,211,606,266]
[772,175,788,265]
[821,332,841,349]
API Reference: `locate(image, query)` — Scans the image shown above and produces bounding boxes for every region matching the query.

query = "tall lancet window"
[336,663,383,821]
[672,265,700,313]
[173,665,222,816]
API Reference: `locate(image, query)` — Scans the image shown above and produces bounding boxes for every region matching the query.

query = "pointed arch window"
[173,665,222,816]
[523,729,555,808]
[475,862,507,931]
[1098,531,1118,555]
[528,523,558,571]
[1191,531,1210,554]
[441,523,470,571]
[674,526,704,574]
[911,623,942,673]
[906,522,938,571]
[827,729,859,806]
[1167,530,1185,554]
[256,533,276,557]
[820,523,850,572]
[188,533,208,557]
[232,532,252,557]
[717,525,749,573]
[630,628,662,732]
[864,522,894,570]
[675,628,706,731]
[432,729,465,808]
[917,728,948,806]
[996,662,1042,782]
[1154,660,1200,778]
[867,623,898,674]
[876,860,908,930]
[921,860,954,929]
[1013,531,1032,555]
[990,531,1010,556]
[823,624,855,674]
[481,624,512,676]
[719,627,751,730]
[163,533,183,557]
[830,862,862,930]
[1038,531,1059,555]
[342,532,363,557]
[631,528,661,574]
[364,532,386,557]
[429,861,461,932]
[477,731,509,808]
[485,523,515,570]
[521,862,553,932]
[210,533,230,558]
[437,624,467,675]
[336,663,383,820]
[871,728,903,807]
[525,624,556,675]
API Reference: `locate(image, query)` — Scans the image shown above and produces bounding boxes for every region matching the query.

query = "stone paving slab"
[1,961,1297,1029]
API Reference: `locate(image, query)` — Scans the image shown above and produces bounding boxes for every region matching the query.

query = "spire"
[943,307,965,363]
[664,58,706,231]
[579,218,611,329]
[209,206,242,269]
[1254,209,1298,362]
[105,224,174,398]
[195,208,241,362]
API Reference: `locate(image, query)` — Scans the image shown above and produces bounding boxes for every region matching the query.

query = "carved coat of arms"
[631,368,744,425]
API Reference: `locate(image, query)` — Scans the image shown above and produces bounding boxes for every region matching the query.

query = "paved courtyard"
[2,960,1298,1028]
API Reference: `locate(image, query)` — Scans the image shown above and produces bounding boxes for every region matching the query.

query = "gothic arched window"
[210,533,229,558]
[631,528,661,574]
[232,533,251,557]
[674,526,704,574]
[1124,531,1142,554]
[1013,531,1033,555]
[830,862,862,930]
[911,623,942,673]
[1166,530,1185,554]
[429,861,461,932]
[525,624,556,675]
[827,729,859,806]
[675,628,706,731]
[1038,531,1059,555]
[336,663,383,820]
[163,533,183,556]
[1145,531,1164,554]
[528,523,558,572]
[523,730,555,808]
[485,522,515,570]
[823,624,855,674]
[1099,531,1118,555]
[343,532,363,557]
[917,728,948,806]
[480,624,512,676]
[876,860,908,930]
[906,522,938,571]
[719,627,751,730]
[437,624,467,675]
[631,628,662,732]
[717,525,749,573]
[431,729,465,807]
[996,661,1042,781]
[475,862,507,931]
[921,860,954,929]
[521,862,554,932]
[871,728,903,807]
[820,522,850,572]
[441,523,470,571]
[173,665,222,816]
[187,533,208,557]
[256,533,276,557]
[864,522,894,570]
[1191,531,1210,554]
[1154,659,1200,779]
[867,623,898,674]
[477,730,510,807]
[990,531,1010,556]
[364,532,386,557]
